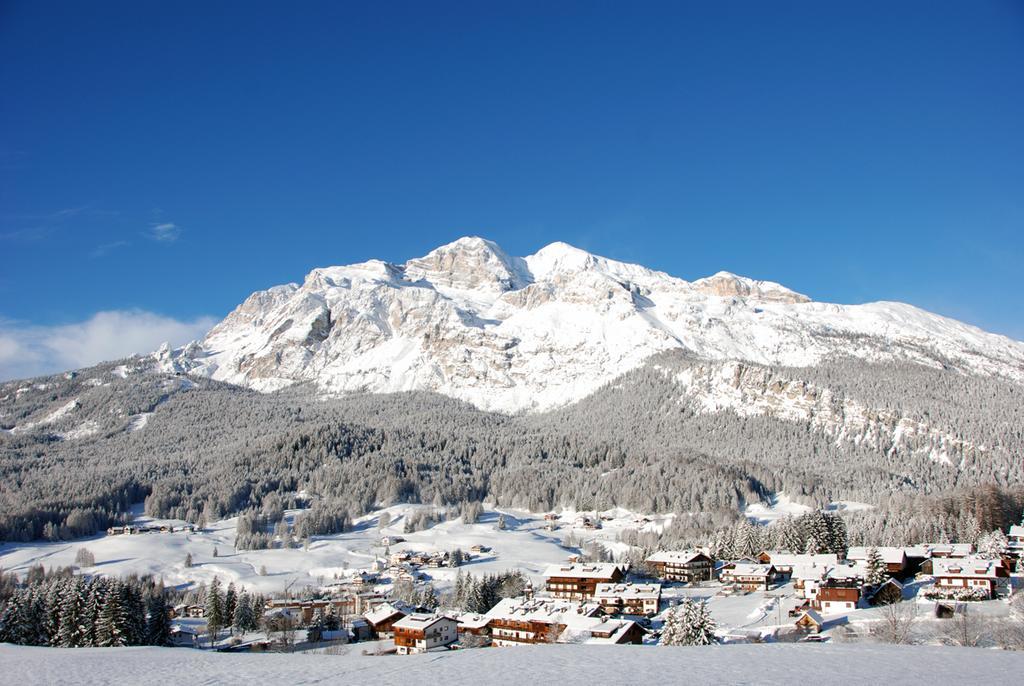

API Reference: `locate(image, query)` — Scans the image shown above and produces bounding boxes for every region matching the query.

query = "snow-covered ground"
[0,504,670,597]
[2,643,1022,685]
[743,493,874,525]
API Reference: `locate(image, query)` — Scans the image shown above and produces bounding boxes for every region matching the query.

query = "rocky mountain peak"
[167,237,1024,413]
[404,236,530,292]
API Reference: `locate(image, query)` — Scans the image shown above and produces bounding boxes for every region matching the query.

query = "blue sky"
[1,1,1022,379]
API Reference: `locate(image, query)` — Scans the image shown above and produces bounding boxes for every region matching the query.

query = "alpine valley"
[2,237,1023,544]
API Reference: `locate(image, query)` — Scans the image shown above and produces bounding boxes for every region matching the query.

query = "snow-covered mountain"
[161,237,1024,413]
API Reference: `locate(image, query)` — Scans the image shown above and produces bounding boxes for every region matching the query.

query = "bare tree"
[943,605,986,647]
[870,601,918,644]
[74,547,95,567]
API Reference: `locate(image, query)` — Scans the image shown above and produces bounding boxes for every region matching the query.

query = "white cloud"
[149,222,181,242]
[0,310,217,381]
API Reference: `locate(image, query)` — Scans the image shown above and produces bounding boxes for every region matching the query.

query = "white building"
[593,583,662,616]
[393,613,459,654]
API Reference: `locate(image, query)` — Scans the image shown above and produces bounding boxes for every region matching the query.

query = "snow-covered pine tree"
[977,530,1008,559]
[145,592,171,646]
[44,577,66,644]
[232,591,253,633]
[82,578,101,647]
[96,580,128,647]
[780,516,805,553]
[865,547,887,588]
[224,582,237,626]
[55,576,88,647]
[659,605,682,646]
[121,581,146,645]
[205,576,225,644]
[686,600,717,646]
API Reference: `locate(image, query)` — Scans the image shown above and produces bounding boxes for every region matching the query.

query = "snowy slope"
[3,643,1022,686]
[161,237,1024,413]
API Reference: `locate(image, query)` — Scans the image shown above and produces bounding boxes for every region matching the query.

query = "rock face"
[164,236,1024,412]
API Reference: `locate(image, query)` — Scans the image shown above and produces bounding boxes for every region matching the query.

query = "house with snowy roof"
[813,579,862,614]
[921,543,974,559]
[794,609,824,634]
[758,552,837,576]
[645,550,714,583]
[929,556,1009,599]
[484,597,642,646]
[593,582,661,616]
[719,563,778,591]
[365,602,409,638]
[1008,525,1024,556]
[393,613,459,654]
[846,547,907,576]
[544,562,625,599]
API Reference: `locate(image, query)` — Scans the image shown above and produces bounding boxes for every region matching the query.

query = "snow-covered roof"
[544,562,623,580]
[723,563,773,577]
[796,609,823,625]
[455,613,491,630]
[931,557,1001,579]
[486,597,637,644]
[365,602,406,625]
[825,561,867,581]
[392,613,455,631]
[919,543,974,557]
[846,547,906,565]
[1008,525,1024,538]
[766,553,837,568]
[645,550,709,565]
[486,597,601,624]
[593,583,661,600]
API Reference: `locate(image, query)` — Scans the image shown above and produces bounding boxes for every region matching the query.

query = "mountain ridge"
[155,236,1024,413]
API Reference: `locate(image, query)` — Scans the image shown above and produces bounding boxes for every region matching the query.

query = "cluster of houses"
[168,523,1024,654]
[107,524,196,535]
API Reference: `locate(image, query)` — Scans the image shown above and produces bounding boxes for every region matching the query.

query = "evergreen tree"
[96,580,128,647]
[684,600,717,646]
[232,591,254,633]
[55,577,87,647]
[660,605,682,646]
[145,592,171,646]
[205,576,225,645]
[224,582,238,627]
[865,547,887,588]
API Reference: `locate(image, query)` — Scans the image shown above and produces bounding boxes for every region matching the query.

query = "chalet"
[349,618,373,642]
[868,578,904,606]
[393,613,459,655]
[593,583,662,616]
[174,604,205,618]
[1008,525,1024,557]
[544,563,625,600]
[758,552,837,576]
[846,547,908,576]
[791,562,864,605]
[169,625,201,647]
[456,613,493,646]
[263,595,369,625]
[365,602,408,638]
[485,597,641,647]
[645,550,714,583]
[930,557,1008,599]
[794,609,824,634]
[814,580,861,614]
[921,543,974,559]
[719,564,777,592]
